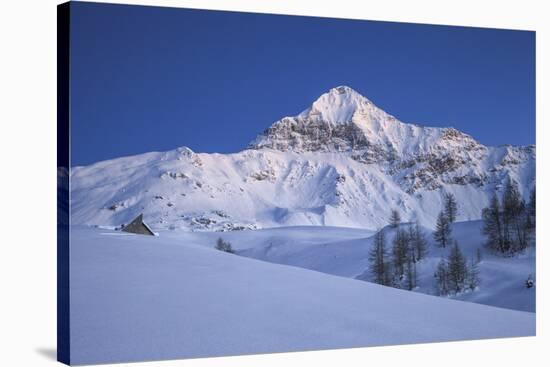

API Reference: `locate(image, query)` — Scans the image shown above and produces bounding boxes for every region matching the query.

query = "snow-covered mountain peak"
[250,85,465,158]
[176,146,194,154]
[249,85,408,153]
[298,85,379,125]
[297,85,394,127]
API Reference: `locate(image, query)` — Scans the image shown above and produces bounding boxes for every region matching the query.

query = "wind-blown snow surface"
[231,221,535,313]
[91,220,533,313]
[70,86,535,232]
[70,226,534,365]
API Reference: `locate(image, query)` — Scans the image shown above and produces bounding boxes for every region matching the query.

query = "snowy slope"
[70,86,535,231]
[146,220,534,312]
[70,226,535,365]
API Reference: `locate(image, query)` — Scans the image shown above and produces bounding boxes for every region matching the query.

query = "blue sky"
[70,2,535,166]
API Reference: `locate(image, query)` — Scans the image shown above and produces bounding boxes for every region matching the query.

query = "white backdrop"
[0,0,547,366]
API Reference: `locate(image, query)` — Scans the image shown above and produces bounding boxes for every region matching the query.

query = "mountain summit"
[298,85,384,125]
[249,86,481,161]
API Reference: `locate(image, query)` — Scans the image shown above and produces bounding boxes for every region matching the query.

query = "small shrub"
[215,238,235,254]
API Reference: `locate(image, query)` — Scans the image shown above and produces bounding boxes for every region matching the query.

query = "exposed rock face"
[250,86,395,154]
[252,116,373,152]
[249,86,523,194]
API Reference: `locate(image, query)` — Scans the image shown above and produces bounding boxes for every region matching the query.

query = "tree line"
[482,181,535,255]
[433,193,457,248]
[368,218,428,291]
[434,241,480,296]
[368,182,534,296]
[369,193,480,295]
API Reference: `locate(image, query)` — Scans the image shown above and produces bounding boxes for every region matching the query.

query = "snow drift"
[70,227,535,365]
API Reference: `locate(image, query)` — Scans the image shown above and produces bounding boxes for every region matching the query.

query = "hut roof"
[122,214,155,236]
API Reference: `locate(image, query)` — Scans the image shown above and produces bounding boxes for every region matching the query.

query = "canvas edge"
[57,1,71,365]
